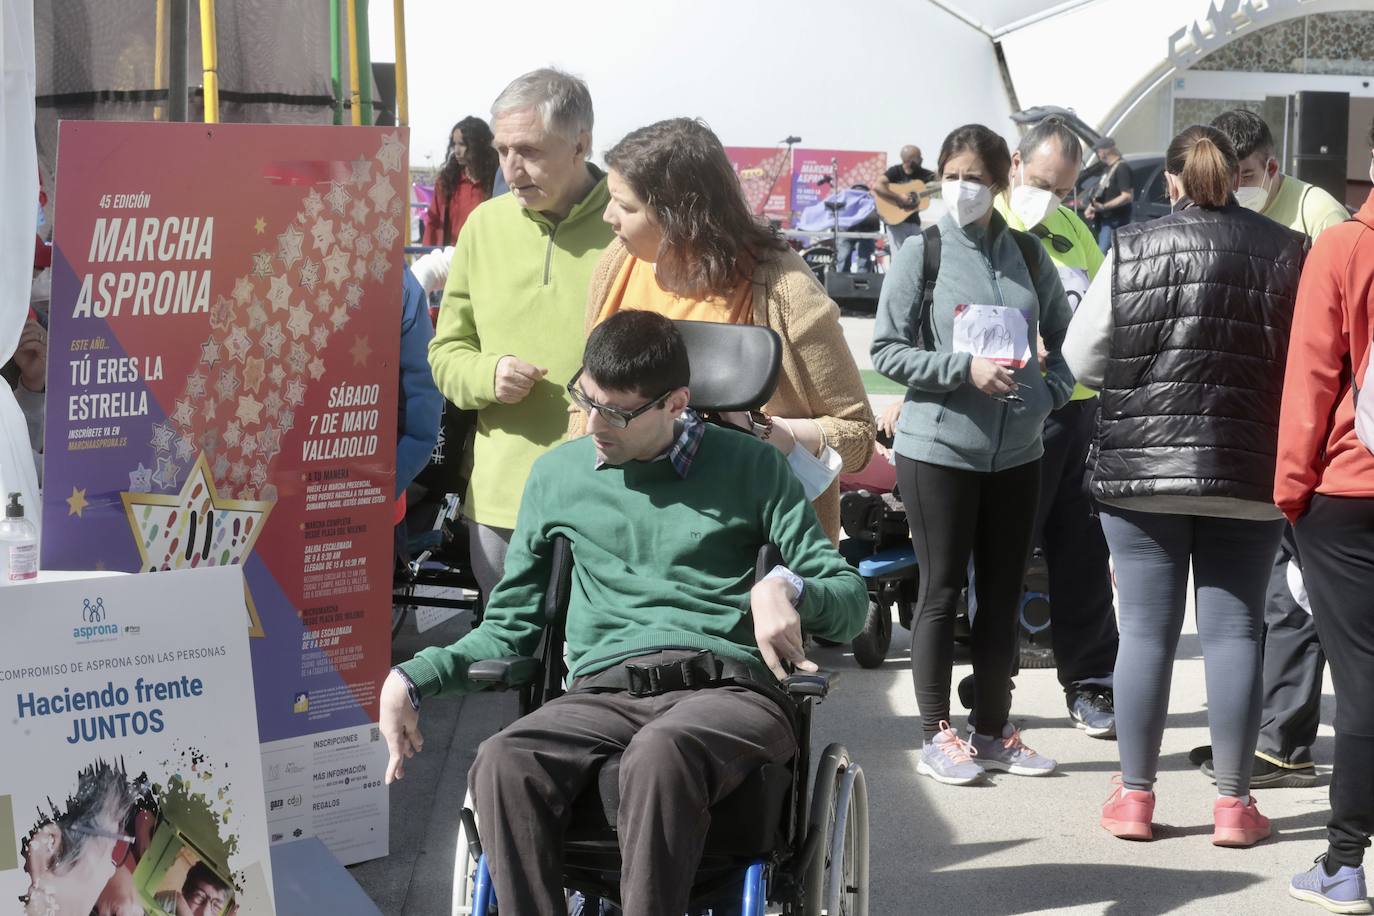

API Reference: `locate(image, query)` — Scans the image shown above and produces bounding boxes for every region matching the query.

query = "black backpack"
[911,223,1043,349]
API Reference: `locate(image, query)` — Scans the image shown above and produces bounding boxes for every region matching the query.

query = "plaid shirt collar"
[594,408,705,479]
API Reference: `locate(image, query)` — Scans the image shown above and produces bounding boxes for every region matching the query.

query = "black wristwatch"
[392,666,421,710]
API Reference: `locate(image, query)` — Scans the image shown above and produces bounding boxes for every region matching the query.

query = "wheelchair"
[449,320,871,915]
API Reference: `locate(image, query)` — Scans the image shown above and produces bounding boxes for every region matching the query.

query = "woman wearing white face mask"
[872,123,1076,786]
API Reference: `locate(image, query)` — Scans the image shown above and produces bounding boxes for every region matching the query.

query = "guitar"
[872,179,941,225]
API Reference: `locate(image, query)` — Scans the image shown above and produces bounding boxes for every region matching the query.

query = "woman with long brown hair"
[572,117,873,543]
[422,116,498,246]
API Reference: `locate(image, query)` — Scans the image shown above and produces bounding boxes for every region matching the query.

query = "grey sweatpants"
[1100,507,1283,796]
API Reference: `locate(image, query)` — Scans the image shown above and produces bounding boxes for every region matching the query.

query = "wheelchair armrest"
[782,670,833,699]
[467,656,540,690]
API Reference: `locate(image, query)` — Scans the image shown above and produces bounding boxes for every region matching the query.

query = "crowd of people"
[374,66,1374,914]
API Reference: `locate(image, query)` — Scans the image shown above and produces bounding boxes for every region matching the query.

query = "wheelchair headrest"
[675,320,782,413]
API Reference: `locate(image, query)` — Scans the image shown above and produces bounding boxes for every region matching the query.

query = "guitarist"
[874,145,936,252]
[1082,137,1135,253]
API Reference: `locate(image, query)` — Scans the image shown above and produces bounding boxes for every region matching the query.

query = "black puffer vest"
[1092,199,1306,506]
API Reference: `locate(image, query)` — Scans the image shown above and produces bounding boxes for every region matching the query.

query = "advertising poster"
[41,122,403,864]
[723,146,793,225]
[789,149,888,222]
[0,567,275,916]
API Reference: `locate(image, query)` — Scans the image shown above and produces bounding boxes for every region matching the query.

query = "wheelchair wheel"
[803,744,869,915]
[452,793,482,915]
[850,599,890,670]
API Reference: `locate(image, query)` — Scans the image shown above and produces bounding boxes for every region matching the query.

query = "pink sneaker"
[1213,795,1272,847]
[1101,779,1155,841]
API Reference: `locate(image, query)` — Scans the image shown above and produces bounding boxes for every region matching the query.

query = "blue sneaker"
[917,722,985,786]
[969,722,1057,776]
[1067,688,1116,739]
[1290,856,1372,914]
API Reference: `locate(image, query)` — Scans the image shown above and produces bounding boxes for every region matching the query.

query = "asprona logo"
[74,597,120,642]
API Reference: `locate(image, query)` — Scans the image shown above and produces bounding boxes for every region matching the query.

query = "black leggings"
[898,456,1041,738]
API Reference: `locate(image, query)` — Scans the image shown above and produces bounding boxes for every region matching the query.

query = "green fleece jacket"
[428,167,613,528]
[399,426,869,697]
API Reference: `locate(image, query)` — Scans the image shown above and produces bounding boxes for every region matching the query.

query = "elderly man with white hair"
[421,68,613,607]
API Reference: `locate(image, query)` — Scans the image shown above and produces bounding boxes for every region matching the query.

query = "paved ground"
[351,315,1341,915]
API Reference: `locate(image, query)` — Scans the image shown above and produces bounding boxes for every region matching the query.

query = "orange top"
[1275,190,1374,522]
[595,255,754,326]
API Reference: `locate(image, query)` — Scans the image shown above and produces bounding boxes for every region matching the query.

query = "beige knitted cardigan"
[569,239,875,542]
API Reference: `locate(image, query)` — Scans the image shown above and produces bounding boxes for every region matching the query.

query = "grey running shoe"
[917,722,985,786]
[1290,856,1372,914]
[1202,753,1318,789]
[970,722,1057,776]
[1067,688,1116,739]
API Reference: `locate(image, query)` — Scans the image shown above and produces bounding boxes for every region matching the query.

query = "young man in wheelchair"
[380,310,868,914]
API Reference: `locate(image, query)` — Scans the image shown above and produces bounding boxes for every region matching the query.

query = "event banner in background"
[789,148,888,220]
[724,146,793,225]
[42,121,404,864]
[0,568,275,916]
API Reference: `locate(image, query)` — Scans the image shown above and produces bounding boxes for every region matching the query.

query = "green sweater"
[400,426,869,697]
[427,168,614,528]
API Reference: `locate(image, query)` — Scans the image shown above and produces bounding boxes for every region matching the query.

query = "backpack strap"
[914,224,941,349]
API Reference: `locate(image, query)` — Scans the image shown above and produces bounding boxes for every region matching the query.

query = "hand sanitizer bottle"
[0,492,38,584]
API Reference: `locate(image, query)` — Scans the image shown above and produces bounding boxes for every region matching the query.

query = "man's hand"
[1084,205,1097,220]
[969,357,1015,396]
[750,579,817,681]
[904,192,920,208]
[494,356,547,404]
[14,320,47,392]
[380,671,423,783]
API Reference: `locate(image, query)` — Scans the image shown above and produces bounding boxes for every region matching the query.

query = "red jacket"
[422,172,486,247]
[1275,190,1374,522]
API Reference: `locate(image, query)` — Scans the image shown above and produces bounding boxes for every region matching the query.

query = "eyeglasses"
[67,822,136,868]
[995,382,1031,404]
[1029,223,1074,254]
[566,368,673,429]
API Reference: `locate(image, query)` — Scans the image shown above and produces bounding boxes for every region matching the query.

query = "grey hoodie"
[871,212,1075,472]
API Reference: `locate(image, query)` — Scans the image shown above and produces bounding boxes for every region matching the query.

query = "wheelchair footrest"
[858,544,918,578]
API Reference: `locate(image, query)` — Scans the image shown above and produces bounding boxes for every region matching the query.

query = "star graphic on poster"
[268,363,286,388]
[251,461,269,489]
[66,486,89,517]
[370,252,392,282]
[315,288,334,313]
[374,218,400,250]
[298,258,321,292]
[296,211,306,224]
[150,422,175,453]
[337,221,359,250]
[307,356,326,381]
[215,367,240,402]
[152,456,181,490]
[262,389,283,419]
[377,131,405,173]
[390,198,404,219]
[286,302,312,341]
[213,453,231,480]
[236,394,264,427]
[224,326,252,363]
[232,275,255,306]
[129,463,153,493]
[229,460,248,485]
[310,324,330,352]
[260,322,287,359]
[247,300,268,332]
[352,257,368,281]
[240,431,258,457]
[278,408,295,433]
[350,335,372,367]
[243,356,266,394]
[344,283,364,311]
[350,154,373,188]
[277,224,305,270]
[186,370,208,400]
[303,187,325,220]
[353,233,374,259]
[310,218,335,254]
[175,433,196,464]
[251,249,275,278]
[284,377,307,407]
[201,428,220,454]
[325,180,351,214]
[171,399,196,430]
[329,305,350,332]
[254,216,267,234]
[222,420,243,449]
[200,337,221,368]
[367,174,396,213]
[286,342,309,375]
[322,247,351,289]
[203,397,218,422]
[259,425,282,462]
[209,295,235,332]
[267,273,293,312]
[350,198,370,226]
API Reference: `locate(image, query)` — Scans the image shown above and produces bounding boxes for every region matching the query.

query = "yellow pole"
[154,0,168,120]
[198,0,219,123]
[392,0,408,128]
[346,0,362,126]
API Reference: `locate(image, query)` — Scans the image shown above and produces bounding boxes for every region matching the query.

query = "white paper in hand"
[953,304,1032,368]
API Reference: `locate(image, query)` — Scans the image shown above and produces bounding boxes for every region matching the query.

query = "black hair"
[184,860,231,896]
[437,117,498,202]
[1017,116,1083,163]
[938,124,1013,195]
[583,311,689,397]
[1210,109,1275,161]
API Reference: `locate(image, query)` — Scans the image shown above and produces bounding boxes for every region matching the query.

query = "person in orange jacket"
[1276,123,1374,913]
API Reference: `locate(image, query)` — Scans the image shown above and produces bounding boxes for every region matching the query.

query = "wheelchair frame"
[451,537,870,916]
